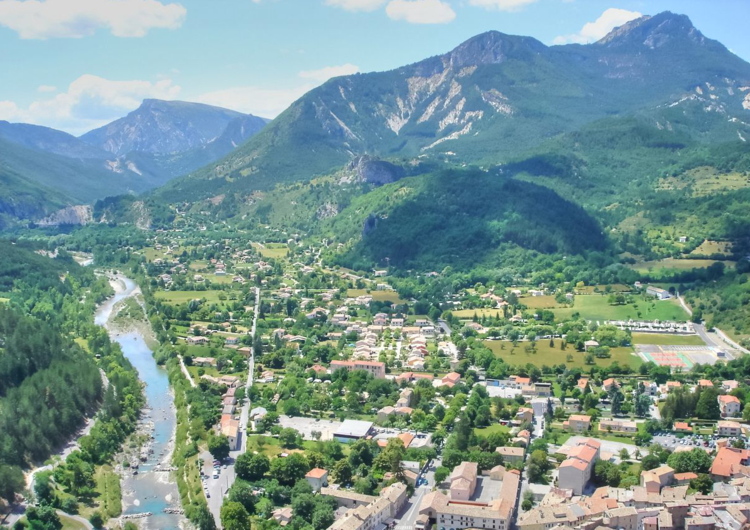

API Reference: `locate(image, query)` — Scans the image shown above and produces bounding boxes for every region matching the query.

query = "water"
[95,276,183,529]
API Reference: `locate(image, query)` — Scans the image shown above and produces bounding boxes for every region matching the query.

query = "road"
[437,319,452,336]
[394,459,438,530]
[204,287,260,528]
[178,355,196,388]
[679,294,747,356]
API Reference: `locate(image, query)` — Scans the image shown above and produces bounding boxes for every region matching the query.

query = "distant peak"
[446,30,546,69]
[597,11,708,49]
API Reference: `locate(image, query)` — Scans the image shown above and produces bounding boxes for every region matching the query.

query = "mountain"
[80,99,260,156]
[157,11,750,202]
[0,121,109,160]
[0,100,268,226]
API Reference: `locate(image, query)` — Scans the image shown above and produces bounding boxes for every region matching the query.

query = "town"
[114,231,750,530]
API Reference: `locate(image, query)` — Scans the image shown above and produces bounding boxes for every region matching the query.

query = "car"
[213,473,219,479]
[206,492,210,498]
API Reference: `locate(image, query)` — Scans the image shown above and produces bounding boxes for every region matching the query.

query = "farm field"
[453,308,506,319]
[574,284,633,295]
[474,424,510,437]
[551,295,690,322]
[630,258,734,273]
[254,243,289,258]
[153,290,228,305]
[484,340,641,370]
[630,333,706,346]
[689,240,733,256]
[347,289,406,304]
[519,295,562,309]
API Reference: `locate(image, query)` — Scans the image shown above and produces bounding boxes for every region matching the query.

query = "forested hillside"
[0,244,144,506]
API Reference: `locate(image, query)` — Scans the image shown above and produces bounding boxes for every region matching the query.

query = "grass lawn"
[631,333,707,346]
[519,295,562,309]
[254,243,289,259]
[552,295,689,322]
[188,365,220,378]
[59,514,88,530]
[154,290,227,305]
[347,289,406,304]
[485,340,642,370]
[474,424,511,437]
[575,284,633,295]
[74,337,90,352]
[140,247,165,262]
[630,258,735,274]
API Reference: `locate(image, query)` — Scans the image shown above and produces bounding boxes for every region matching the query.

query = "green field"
[474,424,511,437]
[254,243,289,259]
[519,295,562,309]
[631,258,734,273]
[59,514,88,530]
[485,340,641,369]
[631,333,706,346]
[347,289,405,304]
[453,308,506,319]
[690,240,733,256]
[552,295,689,322]
[574,284,633,295]
[154,290,226,305]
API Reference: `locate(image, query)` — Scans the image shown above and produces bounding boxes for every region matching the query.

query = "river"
[95,275,183,529]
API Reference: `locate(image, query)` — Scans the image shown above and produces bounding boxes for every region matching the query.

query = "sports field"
[631,333,706,346]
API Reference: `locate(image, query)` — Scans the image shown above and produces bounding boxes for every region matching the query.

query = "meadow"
[484,340,641,369]
[551,295,690,322]
[347,289,406,304]
[154,290,229,305]
[630,258,734,273]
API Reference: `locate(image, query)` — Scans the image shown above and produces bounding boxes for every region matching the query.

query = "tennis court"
[636,344,719,368]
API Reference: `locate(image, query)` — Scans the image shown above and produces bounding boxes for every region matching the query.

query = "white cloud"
[553,7,642,45]
[195,85,314,120]
[299,63,360,82]
[385,0,455,24]
[324,0,388,11]
[0,74,181,134]
[0,0,186,39]
[467,0,537,12]
[37,85,57,93]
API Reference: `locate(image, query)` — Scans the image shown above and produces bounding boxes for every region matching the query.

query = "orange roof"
[674,472,698,481]
[710,447,750,477]
[569,414,591,422]
[667,381,681,387]
[306,468,328,479]
[561,458,589,471]
[398,432,415,448]
[414,373,434,380]
[443,372,461,383]
[514,376,531,384]
[698,379,714,387]
[719,395,741,404]
[674,422,691,431]
[568,444,598,463]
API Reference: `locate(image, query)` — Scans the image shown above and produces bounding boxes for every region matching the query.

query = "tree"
[221,501,251,530]
[279,428,302,448]
[0,465,24,503]
[434,466,450,484]
[634,393,652,418]
[207,434,230,461]
[235,452,270,481]
[619,448,630,461]
[374,438,406,475]
[666,448,712,474]
[26,505,62,530]
[312,505,335,530]
[89,512,104,529]
[610,390,624,416]
[690,474,714,495]
[695,388,721,420]
[292,493,316,520]
[331,460,353,486]
[593,461,621,487]
[270,453,310,486]
[640,454,661,471]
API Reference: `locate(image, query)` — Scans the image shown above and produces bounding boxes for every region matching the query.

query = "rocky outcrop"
[37,205,93,226]
[347,156,405,186]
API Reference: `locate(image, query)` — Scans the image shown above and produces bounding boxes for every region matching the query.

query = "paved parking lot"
[563,436,637,458]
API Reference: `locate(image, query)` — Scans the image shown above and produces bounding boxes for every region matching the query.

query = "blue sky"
[0,0,748,135]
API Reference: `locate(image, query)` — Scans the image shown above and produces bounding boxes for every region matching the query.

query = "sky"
[0,0,748,135]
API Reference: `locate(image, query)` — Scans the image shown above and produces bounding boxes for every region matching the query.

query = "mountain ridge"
[155,11,750,203]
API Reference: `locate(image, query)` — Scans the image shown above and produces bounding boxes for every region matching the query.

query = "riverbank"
[96,274,184,529]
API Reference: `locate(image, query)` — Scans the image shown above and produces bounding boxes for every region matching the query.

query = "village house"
[496,446,525,464]
[719,395,742,417]
[717,420,744,437]
[599,418,638,434]
[641,465,675,494]
[558,438,600,495]
[305,468,328,492]
[449,461,478,501]
[564,415,592,433]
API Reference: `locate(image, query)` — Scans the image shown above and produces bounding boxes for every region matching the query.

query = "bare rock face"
[37,205,93,226]
[347,156,405,186]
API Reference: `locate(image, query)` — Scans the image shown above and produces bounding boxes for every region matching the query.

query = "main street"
[394,459,438,530]
[204,286,260,527]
